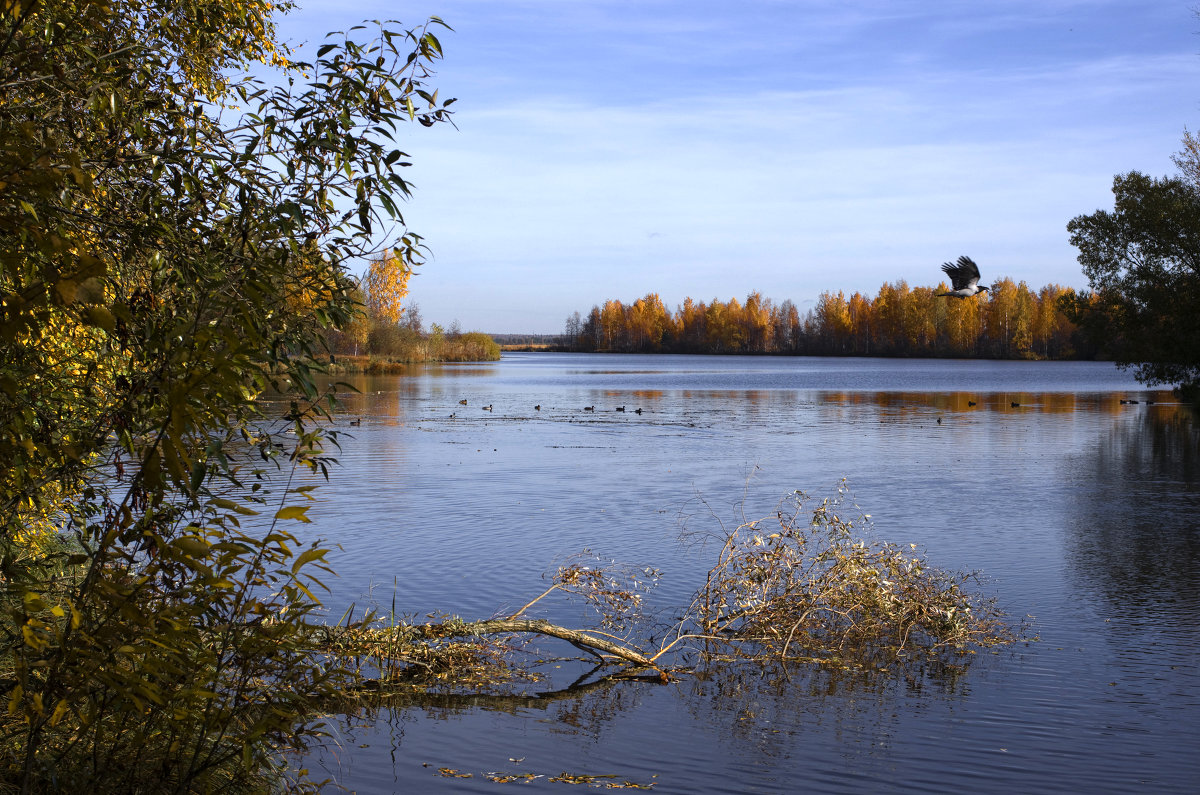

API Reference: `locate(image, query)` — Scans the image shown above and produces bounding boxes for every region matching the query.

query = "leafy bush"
[0,0,453,789]
[440,332,502,362]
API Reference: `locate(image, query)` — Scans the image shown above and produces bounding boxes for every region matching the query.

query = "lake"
[290,354,1200,793]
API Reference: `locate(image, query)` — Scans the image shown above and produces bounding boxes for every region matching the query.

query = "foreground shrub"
[0,0,453,789]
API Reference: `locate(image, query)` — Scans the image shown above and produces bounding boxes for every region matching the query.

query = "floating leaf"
[436,768,472,779]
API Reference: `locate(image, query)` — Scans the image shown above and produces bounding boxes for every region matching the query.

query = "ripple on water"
[288,358,1198,793]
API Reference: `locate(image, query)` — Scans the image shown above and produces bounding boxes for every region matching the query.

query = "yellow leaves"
[274,505,311,523]
[21,623,48,652]
[0,5,467,789]
[7,685,22,717]
[363,248,414,324]
[437,768,473,778]
[174,536,211,558]
[211,498,259,516]
[23,591,45,612]
[1,1,39,22]
[290,546,326,573]
[422,30,444,57]
[19,590,84,654]
[486,772,543,783]
[548,772,655,788]
[3,686,70,729]
[576,276,1077,357]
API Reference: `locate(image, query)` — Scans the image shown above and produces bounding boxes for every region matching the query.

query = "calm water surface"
[288,354,1199,793]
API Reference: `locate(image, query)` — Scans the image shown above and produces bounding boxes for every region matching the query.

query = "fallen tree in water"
[5,478,1017,791]
[316,486,1018,699]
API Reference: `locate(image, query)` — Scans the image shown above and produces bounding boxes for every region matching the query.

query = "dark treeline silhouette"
[564,280,1099,359]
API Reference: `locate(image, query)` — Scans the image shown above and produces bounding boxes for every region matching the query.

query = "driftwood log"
[439,618,657,668]
[306,617,661,672]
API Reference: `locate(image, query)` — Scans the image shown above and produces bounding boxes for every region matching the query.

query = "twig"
[506,583,562,620]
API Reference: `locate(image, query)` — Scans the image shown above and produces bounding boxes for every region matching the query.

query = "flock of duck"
[354,393,1157,425]
[448,399,644,418]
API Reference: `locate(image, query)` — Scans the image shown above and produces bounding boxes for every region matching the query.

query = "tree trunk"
[435,618,659,669]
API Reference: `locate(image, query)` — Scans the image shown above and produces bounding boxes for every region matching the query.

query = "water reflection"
[816,390,1176,417]
[305,653,984,794]
[288,356,1200,793]
[1066,405,1200,619]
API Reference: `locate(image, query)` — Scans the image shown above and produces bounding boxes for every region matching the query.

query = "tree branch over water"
[320,486,1019,701]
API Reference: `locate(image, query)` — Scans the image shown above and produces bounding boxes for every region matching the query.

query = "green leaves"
[1,2,455,789]
[82,305,115,332]
[1067,161,1200,392]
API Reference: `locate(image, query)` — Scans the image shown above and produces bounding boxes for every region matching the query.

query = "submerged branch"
[425,618,660,668]
[343,666,672,713]
[311,487,1018,710]
[319,617,661,672]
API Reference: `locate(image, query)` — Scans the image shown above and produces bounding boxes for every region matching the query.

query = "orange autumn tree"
[569,281,1088,359]
[364,246,416,324]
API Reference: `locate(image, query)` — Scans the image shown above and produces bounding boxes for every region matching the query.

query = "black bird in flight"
[938,256,990,298]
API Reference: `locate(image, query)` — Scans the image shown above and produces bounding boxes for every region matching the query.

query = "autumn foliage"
[363,248,416,325]
[566,281,1089,359]
[0,0,456,789]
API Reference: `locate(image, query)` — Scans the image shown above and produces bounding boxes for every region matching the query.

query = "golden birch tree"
[364,248,416,324]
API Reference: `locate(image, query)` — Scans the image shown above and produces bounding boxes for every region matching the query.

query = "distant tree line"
[491,333,564,347]
[564,280,1096,359]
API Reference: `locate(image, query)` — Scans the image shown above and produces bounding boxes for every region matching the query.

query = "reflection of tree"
[683,657,972,747]
[322,653,976,757]
[818,390,1093,418]
[1066,405,1200,622]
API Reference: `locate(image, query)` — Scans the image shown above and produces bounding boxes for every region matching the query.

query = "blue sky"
[278,1,1199,333]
